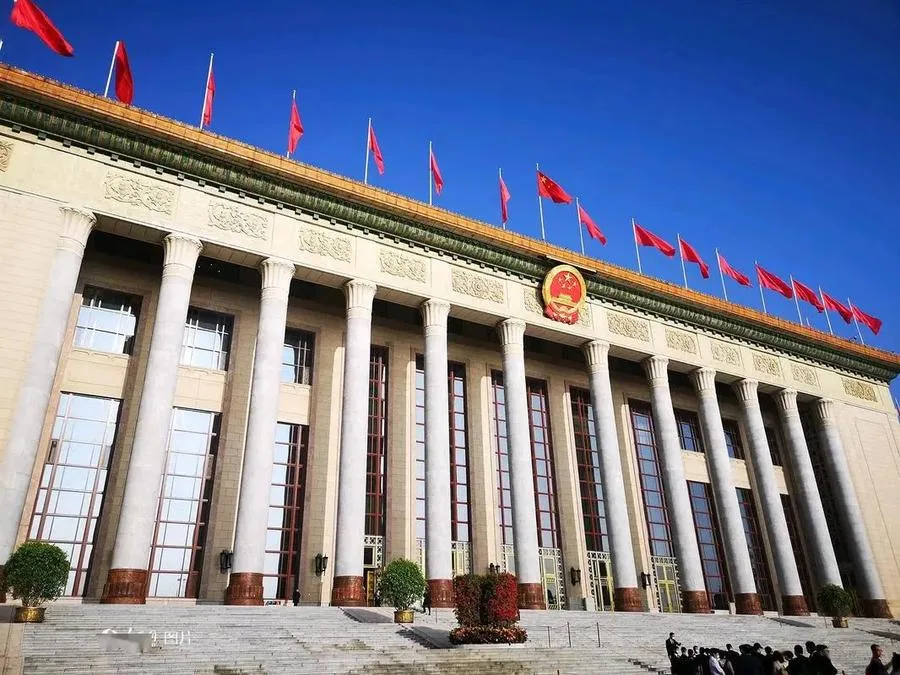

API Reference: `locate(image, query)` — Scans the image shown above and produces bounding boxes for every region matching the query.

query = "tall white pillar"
[331,279,377,606]
[774,389,842,589]
[225,258,295,605]
[0,206,95,568]
[102,233,202,604]
[813,399,891,618]
[691,368,760,614]
[583,340,641,611]
[420,299,454,608]
[642,356,709,613]
[497,319,544,609]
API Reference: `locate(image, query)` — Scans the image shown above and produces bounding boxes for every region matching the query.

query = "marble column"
[497,319,544,609]
[774,389,842,590]
[733,379,808,614]
[225,258,296,605]
[0,206,95,603]
[331,280,377,606]
[421,299,454,608]
[643,356,709,613]
[583,340,641,611]
[813,399,891,618]
[102,234,202,604]
[691,368,761,614]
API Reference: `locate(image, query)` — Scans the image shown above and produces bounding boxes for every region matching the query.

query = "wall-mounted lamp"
[219,550,233,574]
[640,572,652,589]
[314,553,329,576]
[569,567,581,586]
[488,563,499,575]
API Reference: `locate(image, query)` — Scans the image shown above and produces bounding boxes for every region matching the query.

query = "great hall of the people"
[0,65,898,618]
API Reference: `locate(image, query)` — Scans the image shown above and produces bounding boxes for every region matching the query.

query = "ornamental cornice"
[104,170,176,215]
[0,139,12,171]
[379,248,427,283]
[208,201,269,240]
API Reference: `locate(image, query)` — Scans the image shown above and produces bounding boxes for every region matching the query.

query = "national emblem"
[541,264,587,324]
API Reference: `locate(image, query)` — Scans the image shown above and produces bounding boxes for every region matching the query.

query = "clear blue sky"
[4,0,899,396]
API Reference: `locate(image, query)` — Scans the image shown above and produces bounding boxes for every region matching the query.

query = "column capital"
[733,378,759,404]
[344,279,377,312]
[420,299,451,329]
[774,389,799,417]
[642,355,669,383]
[691,367,718,394]
[583,340,610,372]
[813,398,836,426]
[162,234,202,280]
[259,257,295,292]
[497,318,526,347]
[58,206,96,254]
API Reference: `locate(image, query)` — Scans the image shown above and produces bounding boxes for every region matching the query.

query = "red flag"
[287,97,303,155]
[499,173,511,224]
[430,146,443,196]
[368,124,384,175]
[577,204,606,244]
[10,0,73,56]
[537,171,572,204]
[717,253,751,287]
[634,222,675,257]
[821,291,852,324]
[792,279,823,312]
[679,238,709,278]
[756,264,793,299]
[202,66,215,128]
[113,41,134,105]
[850,303,882,335]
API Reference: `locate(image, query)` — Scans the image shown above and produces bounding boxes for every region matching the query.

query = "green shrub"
[5,541,70,607]
[816,583,852,618]
[377,558,425,611]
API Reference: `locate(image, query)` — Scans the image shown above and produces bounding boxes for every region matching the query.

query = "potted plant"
[377,558,425,624]
[4,541,70,623]
[816,583,852,628]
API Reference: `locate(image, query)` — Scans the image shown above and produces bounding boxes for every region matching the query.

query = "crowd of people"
[664,632,900,674]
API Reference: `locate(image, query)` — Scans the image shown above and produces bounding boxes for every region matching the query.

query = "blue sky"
[4,0,899,397]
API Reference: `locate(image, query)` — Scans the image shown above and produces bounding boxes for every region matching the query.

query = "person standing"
[667,633,681,660]
[786,646,807,675]
[867,644,889,675]
[423,586,432,615]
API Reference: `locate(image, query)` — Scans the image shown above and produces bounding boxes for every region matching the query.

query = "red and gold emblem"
[541,264,587,324]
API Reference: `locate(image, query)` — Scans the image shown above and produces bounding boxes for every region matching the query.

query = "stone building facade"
[0,65,897,616]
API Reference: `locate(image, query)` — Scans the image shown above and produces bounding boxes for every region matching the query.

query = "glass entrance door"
[652,556,681,613]
[539,547,565,610]
[587,550,614,611]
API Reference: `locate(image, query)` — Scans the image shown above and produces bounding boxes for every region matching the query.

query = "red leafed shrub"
[452,573,526,645]
[453,574,483,627]
[485,573,519,626]
[449,625,528,645]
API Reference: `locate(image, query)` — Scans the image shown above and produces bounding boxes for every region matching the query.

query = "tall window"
[74,286,140,355]
[781,493,815,611]
[490,371,513,545]
[281,329,315,385]
[765,427,783,466]
[365,346,389,537]
[570,387,608,552]
[148,408,219,598]
[449,363,471,543]
[687,481,731,610]
[722,420,744,460]
[630,403,674,557]
[263,423,309,600]
[735,487,775,610]
[528,378,561,549]
[28,393,121,596]
[181,308,233,370]
[675,410,704,453]
[414,359,427,542]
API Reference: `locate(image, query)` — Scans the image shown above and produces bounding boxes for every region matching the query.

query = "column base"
[735,593,763,615]
[613,587,643,612]
[101,568,148,604]
[860,598,892,619]
[780,595,809,616]
[225,572,264,606]
[331,575,366,607]
[427,579,454,608]
[517,582,546,610]
[681,590,711,614]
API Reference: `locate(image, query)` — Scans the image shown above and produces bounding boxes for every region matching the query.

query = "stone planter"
[831,617,848,628]
[394,609,414,624]
[15,606,46,623]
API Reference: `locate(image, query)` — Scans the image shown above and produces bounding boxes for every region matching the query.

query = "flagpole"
[819,286,834,335]
[632,218,642,274]
[789,276,803,322]
[103,41,119,98]
[428,141,433,206]
[575,198,585,256]
[756,262,767,314]
[677,234,688,288]
[199,52,214,129]
[536,162,546,240]
[499,168,506,230]
[286,90,296,159]
[848,299,865,345]
[716,249,729,301]
[364,118,371,185]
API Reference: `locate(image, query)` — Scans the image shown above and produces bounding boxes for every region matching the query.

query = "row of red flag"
[9,0,883,339]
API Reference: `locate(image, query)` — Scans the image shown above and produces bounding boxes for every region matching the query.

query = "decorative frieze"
[842,377,877,403]
[378,249,427,283]
[790,363,818,388]
[711,340,741,367]
[0,140,12,171]
[208,202,269,240]
[297,228,352,262]
[104,171,175,215]
[665,328,697,354]
[752,353,782,378]
[607,311,650,342]
[451,269,504,304]
[523,286,592,327]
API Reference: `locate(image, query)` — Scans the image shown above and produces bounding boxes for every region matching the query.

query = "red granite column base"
[614,587,643,612]
[860,598,892,619]
[781,595,810,616]
[331,575,366,607]
[735,593,763,615]
[681,590,711,614]
[225,572,264,606]
[428,579,454,608]
[101,568,148,604]
[517,582,546,610]
[0,565,6,604]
